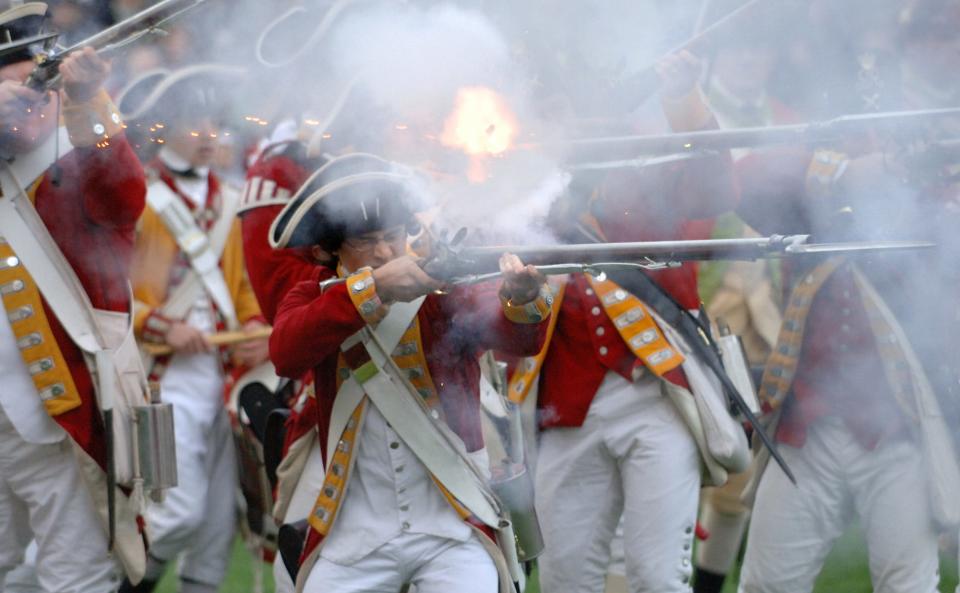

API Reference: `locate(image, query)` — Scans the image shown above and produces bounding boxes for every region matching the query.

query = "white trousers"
[302,532,497,593]
[536,372,701,593]
[273,440,325,593]
[146,403,237,586]
[0,406,120,593]
[738,417,941,593]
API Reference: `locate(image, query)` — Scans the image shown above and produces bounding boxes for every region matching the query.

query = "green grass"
[157,527,959,593]
[718,526,959,593]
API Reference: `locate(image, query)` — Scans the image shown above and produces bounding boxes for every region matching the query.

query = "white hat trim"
[0,2,47,28]
[269,169,413,249]
[118,63,246,122]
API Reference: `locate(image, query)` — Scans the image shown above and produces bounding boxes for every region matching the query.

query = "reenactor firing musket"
[315,230,930,485]
[566,106,960,167]
[318,231,934,287]
[6,0,207,92]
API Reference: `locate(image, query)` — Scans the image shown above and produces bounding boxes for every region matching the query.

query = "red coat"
[537,93,737,429]
[240,142,329,451]
[36,130,146,467]
[736,151,905,448]
[240,142,329,324]
[271,277,548,572]
[271,279,548,458]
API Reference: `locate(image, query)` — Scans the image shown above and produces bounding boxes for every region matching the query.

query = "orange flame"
[441,86,518,157]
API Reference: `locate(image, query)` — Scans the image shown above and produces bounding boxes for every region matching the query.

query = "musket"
[564,107,960,165]
[420,233,935,284]
[24,0,206,92]
[321,233,932,483]
[437,232,932,485]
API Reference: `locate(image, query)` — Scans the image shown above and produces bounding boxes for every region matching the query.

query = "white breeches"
[535,372,701,593]
[146,402,237,586]
[0,406,120,593]
[273,439,325,593]
[302,532,496,593]
[738,416,941,593]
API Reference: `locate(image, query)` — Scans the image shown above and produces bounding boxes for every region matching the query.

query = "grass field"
[157,524,959,592]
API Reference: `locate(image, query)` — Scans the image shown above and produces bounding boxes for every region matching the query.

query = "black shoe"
[117,577,159,593]
[693,567,727,593]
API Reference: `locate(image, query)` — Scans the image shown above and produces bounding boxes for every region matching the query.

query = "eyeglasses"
[341,227,407,254]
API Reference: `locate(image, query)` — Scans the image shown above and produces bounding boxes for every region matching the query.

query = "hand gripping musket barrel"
[448,235,933,485]
[420,232,932,485]
[566,107,960,168]
[319,232,933,483]
[23,0,206,92]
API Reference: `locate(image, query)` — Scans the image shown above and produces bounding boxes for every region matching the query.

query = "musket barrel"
[425,236,935,281]
[452,236,798,272]
[61,0,205,55]
[564,107,960,163]
[25,0,206,91]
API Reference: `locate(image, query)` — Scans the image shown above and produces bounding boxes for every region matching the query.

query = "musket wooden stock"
[141,326,272,356]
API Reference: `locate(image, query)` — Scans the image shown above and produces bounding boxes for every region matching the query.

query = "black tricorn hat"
[0,2,57,68]
[269,152,425,250]
[116,63,247,126]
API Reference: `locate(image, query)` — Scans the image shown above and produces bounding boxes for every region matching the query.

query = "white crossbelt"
[332,301,504,529]
[146,180,240,329]
[0,129,149,483]
[325,298,425,470]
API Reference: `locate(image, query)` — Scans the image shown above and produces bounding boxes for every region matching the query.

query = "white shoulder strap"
[0,156,104,354]
[146,179,240,329]
[326,297,425,466]
[331,298,503,529]
[853,268,960,526]
[1,127,73,189]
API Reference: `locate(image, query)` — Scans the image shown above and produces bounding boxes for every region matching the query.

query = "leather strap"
[343,324,502,528]
[586,275,685,375]
[146,180,240,329]
[758,258,843,410]
[0,127,72,191]
[324,297,425,468]
[0,160,104,354]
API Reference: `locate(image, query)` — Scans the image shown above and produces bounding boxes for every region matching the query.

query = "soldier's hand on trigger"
[654,49,702,100]
[371,255,444,303]
[234,320,270,368]
[165,322,211,355]
[59,47,110,103]
[499,253,545,305]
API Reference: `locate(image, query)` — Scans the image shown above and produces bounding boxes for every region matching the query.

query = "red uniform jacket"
[537,89,738,430]
[736,150,906,448]
[271,279,548,460]
[35,125,146,467]
[240,142,329,451]
[241,142,329,324]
